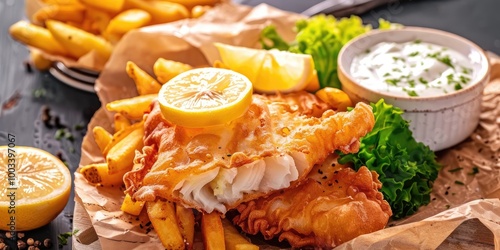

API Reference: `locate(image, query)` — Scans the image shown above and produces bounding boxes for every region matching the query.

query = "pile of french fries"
[79,58,259,249]
[9,0,219,70]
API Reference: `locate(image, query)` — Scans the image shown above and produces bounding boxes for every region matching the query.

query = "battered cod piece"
[124,91,375,213]
[233,155,392,248]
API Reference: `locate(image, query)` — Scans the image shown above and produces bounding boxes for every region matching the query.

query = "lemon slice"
[158,67,253,128]
[215,43,315,93]
[0,146,72,231]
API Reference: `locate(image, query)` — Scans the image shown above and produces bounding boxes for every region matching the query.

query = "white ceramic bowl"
[338,27,490,151]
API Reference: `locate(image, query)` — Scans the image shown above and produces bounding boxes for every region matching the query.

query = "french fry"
[92,126,113,155]
[106,124,144,174]
[123,0,189,24]
[153,58,193,84]
[315,87,353,112]
[29,50,53,71]
[175,205,195,249]
[191,5,212,18]
[32,5,85,25]
[45,20,113,60]
[40,0,83,5]
[121,193,146,216]
[79,162,128,187]
[84,8,112,34]
[106,9,152,35]
[105,94,156,120]
[9,20,69,56]
[126,61,162,95]
[114,113,131,132]
[146,200,185,250]
[78,0,125,13]
[103,121,143,156]
[151,0,221,10]
[201,212,225,250]
[222,219,259,250]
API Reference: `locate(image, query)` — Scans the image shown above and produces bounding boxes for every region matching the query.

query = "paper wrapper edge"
[76,3,500,249]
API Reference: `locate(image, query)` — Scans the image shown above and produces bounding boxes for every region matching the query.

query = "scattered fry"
[106,124,144,174]
[191,5,212,18]
[32,4,85,25]
[79,162,128,187]
[79,0,125,13]
[315,87,353,112]
[222,219,259,250]
[103,121,143,156]
[126,61,162,95]
[121,193,146,216]
[106,94,156,120]
[176,205,195,250]
[123,0,189,24]
[106,9,152,35]
[114,113,131,131]
[46,20,113,59]
[161,0,221,10]
[92,126,113,155]
[29,50,53,71]
[153,58,193,84]
[201,212,225,250]
[146,200,185,250]
[9,20,69,56]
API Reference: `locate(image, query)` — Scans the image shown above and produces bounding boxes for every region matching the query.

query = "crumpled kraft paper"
[75,3,500,249]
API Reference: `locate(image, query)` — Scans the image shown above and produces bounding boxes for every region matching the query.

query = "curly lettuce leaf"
[338,99,441,219]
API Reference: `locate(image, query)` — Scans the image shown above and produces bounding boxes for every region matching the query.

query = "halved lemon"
[158,67,253,128]
[0,146,72,231]
[215,43,316,93]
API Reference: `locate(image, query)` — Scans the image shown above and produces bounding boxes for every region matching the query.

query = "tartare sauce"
[350,40,474,97]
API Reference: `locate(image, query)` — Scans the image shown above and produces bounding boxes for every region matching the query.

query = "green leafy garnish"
[339,99,441,219]
[260,15,392,89]
[58,229,79,247]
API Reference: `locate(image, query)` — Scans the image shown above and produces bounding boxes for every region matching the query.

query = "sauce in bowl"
[350,40,474,97]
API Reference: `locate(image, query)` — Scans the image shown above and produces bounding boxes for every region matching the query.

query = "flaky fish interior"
[124,91,375,213]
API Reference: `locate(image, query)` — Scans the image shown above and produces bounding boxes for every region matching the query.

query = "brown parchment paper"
[75,3,500,249]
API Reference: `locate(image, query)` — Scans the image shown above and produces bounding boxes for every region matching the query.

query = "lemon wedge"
[215,43,315,93]
[0,146,71,231]
[158,67,253,128]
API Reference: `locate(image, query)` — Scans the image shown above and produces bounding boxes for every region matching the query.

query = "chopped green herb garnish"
[58,229,79,247]
[454,83,463,91]
[454,180,465,185]
[438,55,454,68]
[383,72,391,77]
[460,75,470,84]
[414,39,422,44]
[74,123,85,131]
[404,89,418,97]
[419,77,428,84]
[448,167,463,173]
[393,68,402,72]
[408,79,416,87]
[55,129,66,140]
[409,51,419,57]
[462,67,472,74]
[385,78,400,86]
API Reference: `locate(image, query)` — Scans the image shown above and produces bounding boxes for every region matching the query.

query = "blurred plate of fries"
[11,0,222,74]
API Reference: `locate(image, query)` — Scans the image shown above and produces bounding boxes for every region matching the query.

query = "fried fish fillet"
[124,91,375,213]
[233,155,392,249]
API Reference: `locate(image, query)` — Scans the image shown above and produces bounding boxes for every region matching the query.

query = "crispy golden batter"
[233,156,392,249]
[124,92,375,213]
